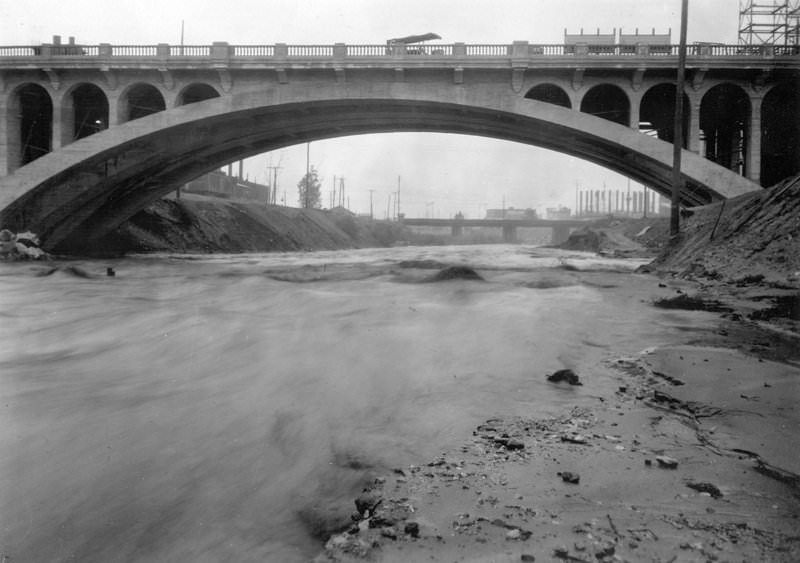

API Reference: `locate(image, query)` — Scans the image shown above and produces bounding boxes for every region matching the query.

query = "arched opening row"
[525,81,799,186]
[6,82,220,168]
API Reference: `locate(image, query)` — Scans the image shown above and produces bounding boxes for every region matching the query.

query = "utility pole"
[305,142,310,208]
[266,165,281,205]
[671,0,689,237]
[331,175,337,208]
[368,189,375,218]
[397,175,401,218]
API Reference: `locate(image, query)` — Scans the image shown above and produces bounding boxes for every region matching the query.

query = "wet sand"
[318,276,800,563]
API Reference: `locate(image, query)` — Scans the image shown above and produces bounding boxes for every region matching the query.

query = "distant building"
[545,206,572,220]
[485,207,538,220]
[183,170,270,202]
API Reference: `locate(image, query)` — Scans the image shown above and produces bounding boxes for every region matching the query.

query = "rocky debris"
[546,369,582,386]
[654,455,679,469]
[0,229,48,260]
[652,293,732,313]
[558,471,581,484]
[685,480,723,498]
[426,265,484,282]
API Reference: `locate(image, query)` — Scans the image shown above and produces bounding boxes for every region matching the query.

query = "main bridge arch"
[0,85,760,252]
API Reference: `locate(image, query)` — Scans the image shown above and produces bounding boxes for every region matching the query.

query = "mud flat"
[317,276,800,563]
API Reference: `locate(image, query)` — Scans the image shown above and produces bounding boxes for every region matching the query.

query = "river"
[0,244,719,562]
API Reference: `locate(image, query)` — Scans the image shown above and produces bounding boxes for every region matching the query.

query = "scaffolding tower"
[739,1,800,46]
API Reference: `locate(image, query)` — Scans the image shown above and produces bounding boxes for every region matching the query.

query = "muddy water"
[0,245,719,562]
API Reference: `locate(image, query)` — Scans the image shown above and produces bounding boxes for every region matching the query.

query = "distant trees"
[297,167,322,209]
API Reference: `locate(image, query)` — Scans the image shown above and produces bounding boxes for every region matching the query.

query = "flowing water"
[0,245,718,562]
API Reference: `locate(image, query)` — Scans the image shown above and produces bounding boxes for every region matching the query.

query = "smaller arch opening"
[71,83,109,140]
[639,83,689,147]
[524,84,571,108]
[15,84,53,166]
[700,83,750,176]
[177,83,221,106]
[761,81,800,187]
[580,84,630,126]
[124,83,166,122]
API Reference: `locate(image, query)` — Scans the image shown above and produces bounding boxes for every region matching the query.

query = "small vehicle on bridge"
[386,33,441,55]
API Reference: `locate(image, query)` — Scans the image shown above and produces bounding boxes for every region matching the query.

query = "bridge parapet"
[1,41,797,69]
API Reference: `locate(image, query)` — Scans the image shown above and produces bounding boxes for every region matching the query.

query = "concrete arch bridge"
[0,40,797,252]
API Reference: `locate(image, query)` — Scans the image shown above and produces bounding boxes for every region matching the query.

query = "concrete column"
[688,96,702,154]
[107,93,121,127]
[51,97,63,150]
[0,98,8,175]
[552,224,571,245]
[628,92,642,129]
[502,225,517,243]
[59,90,74,147]
[747,95,762,185]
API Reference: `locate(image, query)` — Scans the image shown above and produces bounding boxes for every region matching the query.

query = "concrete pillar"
[747,95,762,185]
[688,97,702,154]
[451,223,463,237]
[629,92,641,129]
[107,93,121,127]
[51,97,63,150]
[0,98,8,175]
[502,225,517,243]
[552,224,571,245]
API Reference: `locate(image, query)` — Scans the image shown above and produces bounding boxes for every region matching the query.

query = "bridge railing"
[287,45,335,57]
[110,45,159,57]
[169,45,211,57]
[0,42,797,60]
[233,45,276,57]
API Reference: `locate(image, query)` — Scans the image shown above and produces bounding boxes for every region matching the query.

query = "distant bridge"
[401,217,589,243]
[0,39,797,252]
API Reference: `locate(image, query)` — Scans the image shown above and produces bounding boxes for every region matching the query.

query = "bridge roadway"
[0,40,797,252]
[401,217,589,243]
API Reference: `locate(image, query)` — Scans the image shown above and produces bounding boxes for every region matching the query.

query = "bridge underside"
[0,96,760,253]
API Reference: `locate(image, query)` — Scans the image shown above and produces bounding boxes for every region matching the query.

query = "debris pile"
[0,229,47,260]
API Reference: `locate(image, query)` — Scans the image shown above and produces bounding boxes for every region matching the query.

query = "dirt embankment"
[94,194,411,255]
[651,174,800,286]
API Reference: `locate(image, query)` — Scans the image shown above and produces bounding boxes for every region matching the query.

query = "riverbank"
[316,271,800,562]
[92,194,411,255]
[316,177,800,562]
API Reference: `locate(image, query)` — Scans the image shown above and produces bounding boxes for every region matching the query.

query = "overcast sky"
[2,1,740,217]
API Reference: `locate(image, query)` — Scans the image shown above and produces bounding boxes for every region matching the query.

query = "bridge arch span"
[0,88,760,253]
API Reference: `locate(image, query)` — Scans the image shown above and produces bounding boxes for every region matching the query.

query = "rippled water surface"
[0,245,714,562]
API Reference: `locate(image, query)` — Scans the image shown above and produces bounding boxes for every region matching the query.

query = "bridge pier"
[502,225,517,243]
[451,223,463,237]
[551,224,572,245]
